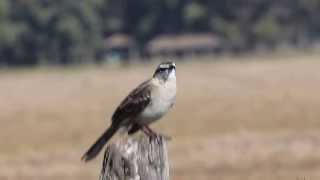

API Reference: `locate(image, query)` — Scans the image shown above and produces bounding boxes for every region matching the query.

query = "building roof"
[147,33,220,53]
[104,34,134,49]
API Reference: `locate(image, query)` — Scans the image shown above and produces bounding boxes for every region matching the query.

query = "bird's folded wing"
[111,80,151,125]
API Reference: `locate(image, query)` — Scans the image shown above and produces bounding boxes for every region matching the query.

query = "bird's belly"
[138,96,175,125]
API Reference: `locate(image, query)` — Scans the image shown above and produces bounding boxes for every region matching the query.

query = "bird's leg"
[145,126,157,137]
[142,126,157,138]
[148,126,172,141]
[141,126,153,137]
[142,126,172,141]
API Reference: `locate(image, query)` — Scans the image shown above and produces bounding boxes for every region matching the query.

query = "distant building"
[146,33,221,59]
[103,34,137,63]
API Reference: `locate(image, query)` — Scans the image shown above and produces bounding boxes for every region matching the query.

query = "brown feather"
[111,80,151,125]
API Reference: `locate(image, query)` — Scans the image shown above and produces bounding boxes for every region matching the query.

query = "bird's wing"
[111,80,151,125]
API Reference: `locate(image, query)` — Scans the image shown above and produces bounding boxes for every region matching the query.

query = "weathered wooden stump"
[99,135,170,180]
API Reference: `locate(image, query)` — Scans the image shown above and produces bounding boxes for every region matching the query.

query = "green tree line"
[0,0,320,66]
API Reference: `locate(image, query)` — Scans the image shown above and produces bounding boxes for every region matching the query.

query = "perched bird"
[82,61,177,162]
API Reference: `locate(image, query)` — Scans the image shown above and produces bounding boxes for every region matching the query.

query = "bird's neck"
[154,74,176,86]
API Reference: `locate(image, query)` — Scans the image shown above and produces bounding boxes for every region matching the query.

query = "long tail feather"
[81,125,118,162]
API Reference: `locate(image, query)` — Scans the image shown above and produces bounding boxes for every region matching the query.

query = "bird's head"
[153,61,176,82]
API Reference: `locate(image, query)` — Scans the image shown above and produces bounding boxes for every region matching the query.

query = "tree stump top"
[99,135,170,180]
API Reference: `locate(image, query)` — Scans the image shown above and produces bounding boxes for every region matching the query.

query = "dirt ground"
[1,52,320,180]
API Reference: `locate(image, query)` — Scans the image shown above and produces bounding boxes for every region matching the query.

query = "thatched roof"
[104,34,134,49]
[147,33,220,53]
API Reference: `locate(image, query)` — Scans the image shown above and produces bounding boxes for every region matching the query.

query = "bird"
[81,61,177,162]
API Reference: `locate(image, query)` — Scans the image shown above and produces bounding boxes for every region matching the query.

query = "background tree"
[0,0,320,66]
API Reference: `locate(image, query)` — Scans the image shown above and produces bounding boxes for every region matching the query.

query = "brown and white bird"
[82,61,177,162]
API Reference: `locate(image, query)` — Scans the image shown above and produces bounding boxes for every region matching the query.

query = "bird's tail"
[81,125,118,162]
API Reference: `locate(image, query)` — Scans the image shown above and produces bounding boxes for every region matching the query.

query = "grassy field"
[1,53,320,180]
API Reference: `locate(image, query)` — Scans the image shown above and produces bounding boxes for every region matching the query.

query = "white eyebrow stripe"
[159,64,170,68]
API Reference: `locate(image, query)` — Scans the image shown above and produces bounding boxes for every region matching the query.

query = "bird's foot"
[142,126,156,137]
[142,126,172,141]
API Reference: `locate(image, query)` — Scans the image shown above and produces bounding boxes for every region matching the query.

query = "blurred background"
[1,0,320,180]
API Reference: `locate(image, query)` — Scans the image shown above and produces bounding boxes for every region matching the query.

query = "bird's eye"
[156,68,163,73]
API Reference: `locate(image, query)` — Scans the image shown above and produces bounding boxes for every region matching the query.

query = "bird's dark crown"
[157,61,175,70]
[153,61,176,79]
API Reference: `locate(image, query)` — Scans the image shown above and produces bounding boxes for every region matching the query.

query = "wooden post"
[99,135,170,180]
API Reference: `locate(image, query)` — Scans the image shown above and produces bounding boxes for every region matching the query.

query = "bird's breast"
[138,81,176,124]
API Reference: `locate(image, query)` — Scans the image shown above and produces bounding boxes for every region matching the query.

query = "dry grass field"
[1,52,320,180]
